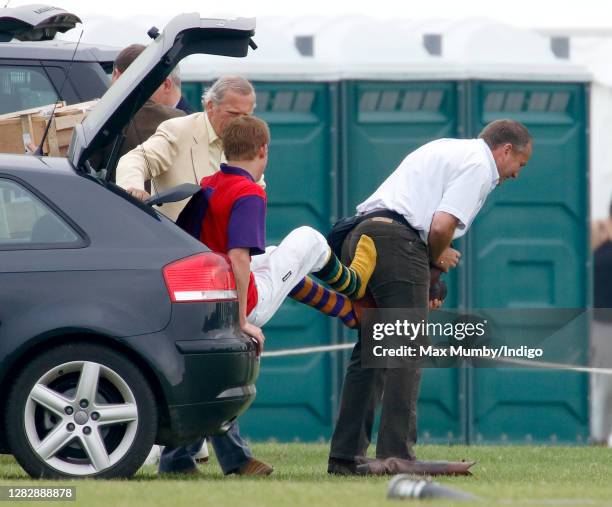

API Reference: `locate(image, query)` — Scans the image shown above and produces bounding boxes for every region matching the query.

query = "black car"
[0,13,259,479]
[0,5,117,115]
[0,39,116,115]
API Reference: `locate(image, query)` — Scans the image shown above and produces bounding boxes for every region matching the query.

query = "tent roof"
[61,14,591,83]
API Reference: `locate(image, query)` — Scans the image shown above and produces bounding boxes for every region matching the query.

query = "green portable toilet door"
[467,81,589,444]
[342,80,464,443]
[238,82,339,441]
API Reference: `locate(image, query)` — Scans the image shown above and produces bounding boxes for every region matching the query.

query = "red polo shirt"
[199,164,267,315]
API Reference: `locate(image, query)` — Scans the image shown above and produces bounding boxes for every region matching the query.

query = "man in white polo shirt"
[328,119,533,475]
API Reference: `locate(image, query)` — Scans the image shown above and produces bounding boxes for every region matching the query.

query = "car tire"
[5,342,157,479]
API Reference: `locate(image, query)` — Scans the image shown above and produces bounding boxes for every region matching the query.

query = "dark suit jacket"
[175,96,195,114]
[595,241,612,322]
[123,100,186,158]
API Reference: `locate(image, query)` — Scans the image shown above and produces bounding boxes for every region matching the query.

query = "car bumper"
[162,338,259,445]
[163,389,256,445]
[121,326,259,446]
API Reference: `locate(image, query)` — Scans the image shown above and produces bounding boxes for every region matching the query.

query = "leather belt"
[358,209,419,236]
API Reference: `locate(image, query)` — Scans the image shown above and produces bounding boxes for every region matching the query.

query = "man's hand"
[428,211,459,267]
[126,187,151,202]
[429,299,443,310]
[433,247,461,273]
[241,322,265,354]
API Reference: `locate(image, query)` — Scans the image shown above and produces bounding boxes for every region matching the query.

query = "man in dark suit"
[149,64,194,114]
[591,203,612,444]
[113,46,186,156]
[92,44,185,175]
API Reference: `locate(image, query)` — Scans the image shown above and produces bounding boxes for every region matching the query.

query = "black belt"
[358,209,419,235]
[328,209,419,257]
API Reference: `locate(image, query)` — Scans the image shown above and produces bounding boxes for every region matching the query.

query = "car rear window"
[0,177,81,248]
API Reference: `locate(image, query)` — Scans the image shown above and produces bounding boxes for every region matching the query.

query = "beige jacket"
[116,112,225,221]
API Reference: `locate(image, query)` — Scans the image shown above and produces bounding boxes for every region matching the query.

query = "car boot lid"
[0,4,81,42]
[68,13,256,169]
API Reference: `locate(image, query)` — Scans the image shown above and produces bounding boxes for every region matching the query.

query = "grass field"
[1,443,611,507]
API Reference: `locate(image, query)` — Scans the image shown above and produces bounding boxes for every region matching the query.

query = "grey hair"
[478,119,532,153]
[168,65,181,89]
[202,76,255,107]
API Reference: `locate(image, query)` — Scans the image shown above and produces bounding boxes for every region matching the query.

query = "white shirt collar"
[481,139,500,187]
[204,113,220,145]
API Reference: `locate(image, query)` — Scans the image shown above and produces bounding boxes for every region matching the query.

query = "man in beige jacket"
[116,75,263,221]
[117,76,271,476]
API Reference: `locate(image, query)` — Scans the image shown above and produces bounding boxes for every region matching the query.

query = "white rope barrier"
[262,343,355,357]
[262,342,612,375]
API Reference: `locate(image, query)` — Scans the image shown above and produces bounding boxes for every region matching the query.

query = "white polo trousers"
[247,226,330,327]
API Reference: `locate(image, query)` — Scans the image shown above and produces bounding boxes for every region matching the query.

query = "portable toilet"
[417,18,591,445]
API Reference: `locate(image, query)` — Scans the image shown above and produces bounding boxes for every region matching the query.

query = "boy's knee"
[292,226,327,250]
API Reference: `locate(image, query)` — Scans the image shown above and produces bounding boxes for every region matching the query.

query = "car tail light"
[163,252,237,303]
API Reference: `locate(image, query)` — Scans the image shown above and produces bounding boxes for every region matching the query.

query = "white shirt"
[356,138,499,243]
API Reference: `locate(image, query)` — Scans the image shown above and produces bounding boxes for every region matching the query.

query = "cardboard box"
[0,100,98,156]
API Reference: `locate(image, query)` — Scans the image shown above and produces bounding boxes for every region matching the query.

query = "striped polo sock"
[313,234,377,300]
[289,276,358,329]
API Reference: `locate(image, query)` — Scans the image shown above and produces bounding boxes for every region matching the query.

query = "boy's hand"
[241,322,265,354]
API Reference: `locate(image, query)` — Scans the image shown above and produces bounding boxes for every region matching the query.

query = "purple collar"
[220,163,255,182]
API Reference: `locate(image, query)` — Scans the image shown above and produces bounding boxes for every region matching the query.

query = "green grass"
[1,443,611,507]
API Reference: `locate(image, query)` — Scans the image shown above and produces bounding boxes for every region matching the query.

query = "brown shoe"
[237,458,273,476]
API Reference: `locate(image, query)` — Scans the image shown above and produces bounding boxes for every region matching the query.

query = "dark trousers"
[329,218,429,460]
[158,421,252,474]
